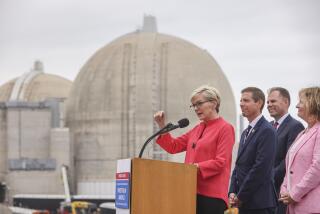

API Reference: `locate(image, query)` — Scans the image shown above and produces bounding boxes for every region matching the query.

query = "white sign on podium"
[115,159,131,214]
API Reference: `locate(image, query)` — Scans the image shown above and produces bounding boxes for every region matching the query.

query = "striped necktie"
[244,125,252,142]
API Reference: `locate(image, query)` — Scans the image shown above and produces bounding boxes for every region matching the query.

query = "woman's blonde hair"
[191,85,221,113]
[299,86,320,120]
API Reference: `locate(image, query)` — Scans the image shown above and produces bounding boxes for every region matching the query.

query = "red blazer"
[156,117,235,205]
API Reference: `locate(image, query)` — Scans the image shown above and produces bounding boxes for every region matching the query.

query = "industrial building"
[0,61,73,209]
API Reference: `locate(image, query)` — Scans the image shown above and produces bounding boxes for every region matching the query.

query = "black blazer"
[230,116,277,209]
[272,115,304,193]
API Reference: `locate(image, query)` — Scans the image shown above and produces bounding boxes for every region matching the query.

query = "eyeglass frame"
[189,99,214,109]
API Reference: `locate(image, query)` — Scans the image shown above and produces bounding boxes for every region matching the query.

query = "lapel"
[276,115,292,134]
[237,116,266,162]
[288,122,320,168]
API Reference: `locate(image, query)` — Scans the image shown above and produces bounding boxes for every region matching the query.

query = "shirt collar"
[249,114,263,129]
[275,113,289,127]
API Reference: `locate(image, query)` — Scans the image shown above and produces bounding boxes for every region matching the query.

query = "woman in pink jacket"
[154,85,235,214]
[279,87,320,213]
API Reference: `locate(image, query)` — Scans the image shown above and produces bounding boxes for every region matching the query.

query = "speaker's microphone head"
[178,118,189,128]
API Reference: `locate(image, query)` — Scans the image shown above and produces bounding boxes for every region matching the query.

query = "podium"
[116,158,197,214]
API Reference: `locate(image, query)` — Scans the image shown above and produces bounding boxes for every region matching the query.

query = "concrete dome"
[0,61,72,102]
[66,30,237,190]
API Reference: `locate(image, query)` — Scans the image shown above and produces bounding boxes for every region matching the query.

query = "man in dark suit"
[267,87,304,214]
[229,87,277,214]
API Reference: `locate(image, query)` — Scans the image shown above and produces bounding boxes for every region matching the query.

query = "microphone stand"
[138,123,175,158]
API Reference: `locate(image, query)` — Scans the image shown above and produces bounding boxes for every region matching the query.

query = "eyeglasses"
[189,100,211,109]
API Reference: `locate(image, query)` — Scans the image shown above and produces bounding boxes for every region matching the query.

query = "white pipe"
[61,165,71,203]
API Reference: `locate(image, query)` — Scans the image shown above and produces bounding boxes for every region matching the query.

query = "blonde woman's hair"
[299,86,320,120]
[191,85,221,113]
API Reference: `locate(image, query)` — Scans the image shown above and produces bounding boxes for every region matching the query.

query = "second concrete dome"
[0,61,72,102]
[66,27,236,191]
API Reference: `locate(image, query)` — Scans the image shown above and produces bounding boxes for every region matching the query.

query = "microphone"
[158,118,189,134]
[138,118,190,158]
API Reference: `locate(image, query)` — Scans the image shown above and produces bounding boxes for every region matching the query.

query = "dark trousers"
[275,202,286,214]
[196,194,227,214]
[239,207,275,214]
[275,186,286,214]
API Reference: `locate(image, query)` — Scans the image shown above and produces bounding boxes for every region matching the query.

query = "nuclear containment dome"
[0,61,72,102]
[66,17,237,194]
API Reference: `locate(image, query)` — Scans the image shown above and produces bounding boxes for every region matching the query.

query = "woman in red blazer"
[279,87,320,213]
[154,85,235,214]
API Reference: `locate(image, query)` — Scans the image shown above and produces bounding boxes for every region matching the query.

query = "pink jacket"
[280,122,320,213]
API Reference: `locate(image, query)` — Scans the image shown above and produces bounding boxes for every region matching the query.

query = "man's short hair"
[241,87,265,112]
[268,87,291,106]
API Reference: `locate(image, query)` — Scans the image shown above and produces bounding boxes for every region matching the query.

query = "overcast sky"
[0,0,319,124]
